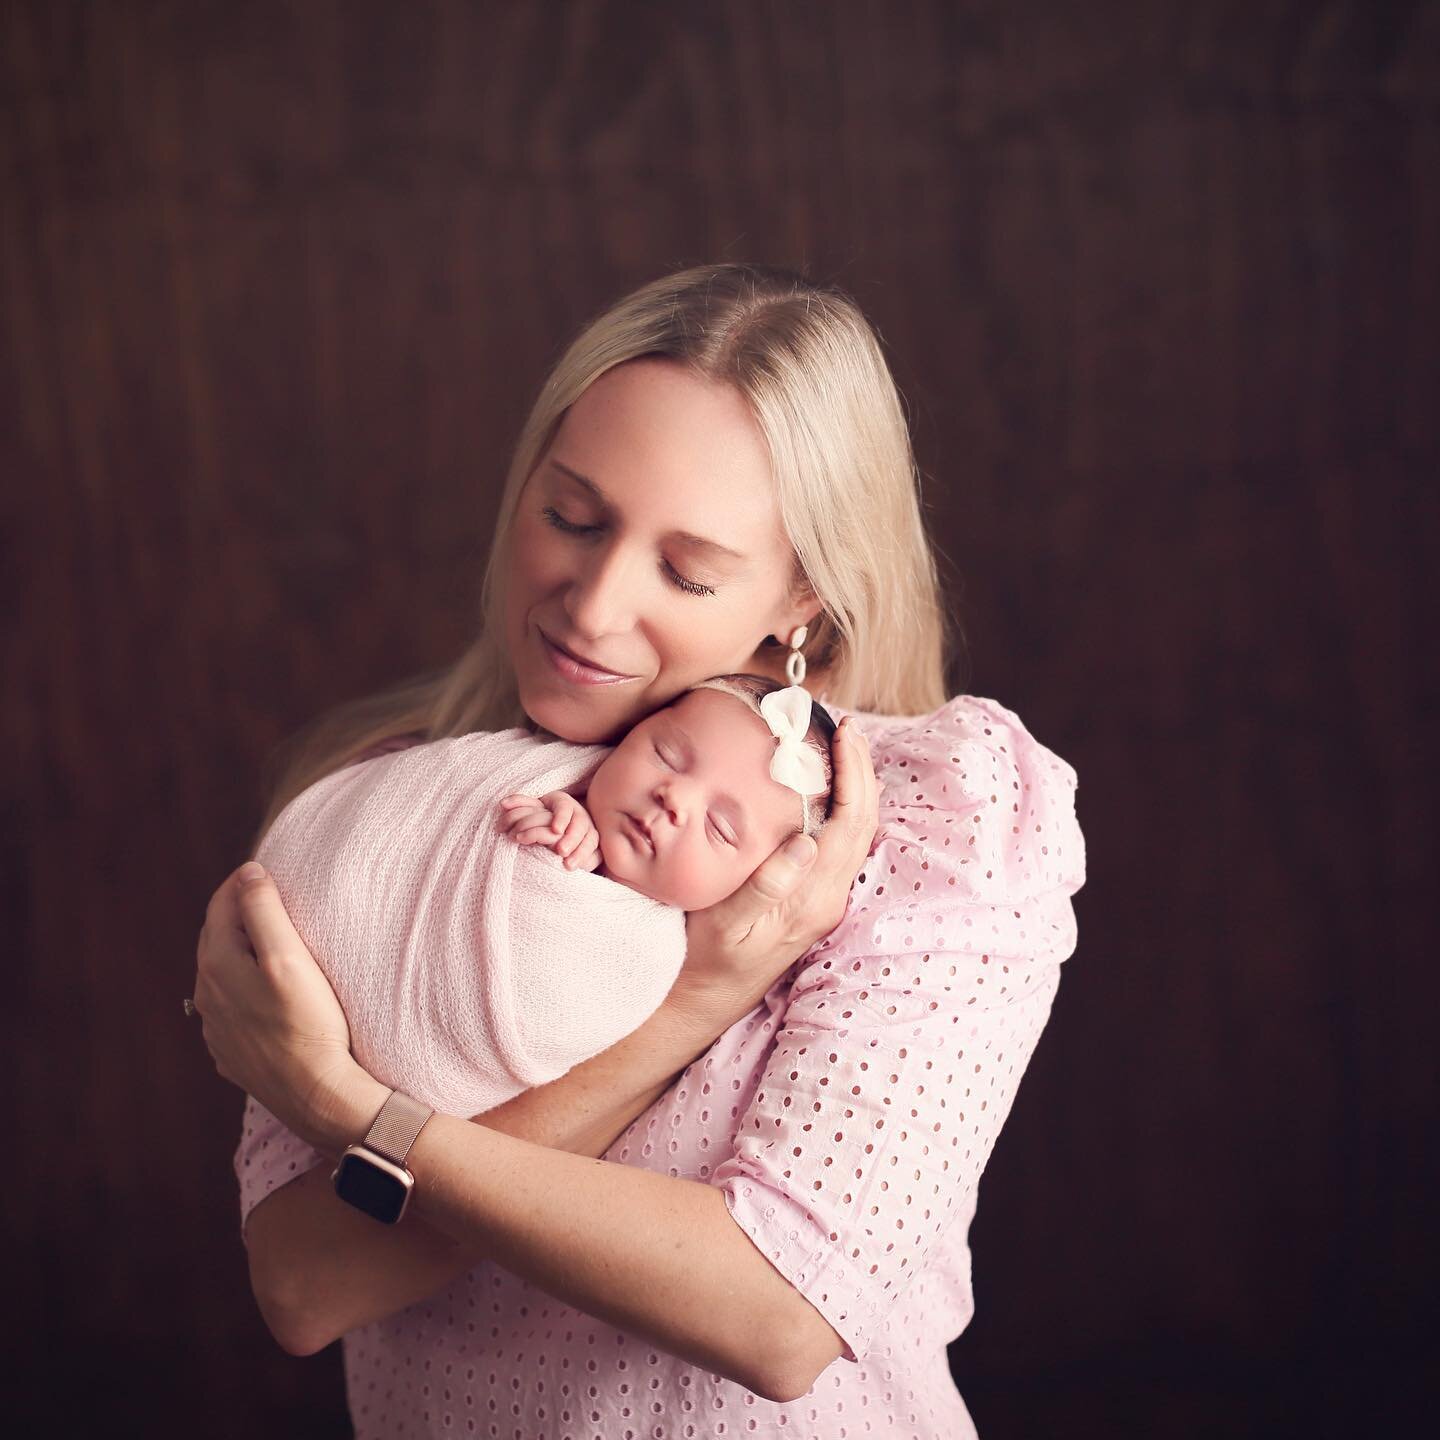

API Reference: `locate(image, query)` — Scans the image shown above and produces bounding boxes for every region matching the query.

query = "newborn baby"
[499,677,832,908]
[252,674,835,1119]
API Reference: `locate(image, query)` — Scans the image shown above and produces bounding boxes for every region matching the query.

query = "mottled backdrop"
[4,2,1436,1436]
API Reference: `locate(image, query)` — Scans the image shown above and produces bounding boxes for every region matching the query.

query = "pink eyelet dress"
[234,693,1086,1439]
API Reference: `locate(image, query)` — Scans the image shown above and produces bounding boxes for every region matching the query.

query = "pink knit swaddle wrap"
[253,728,687,1115]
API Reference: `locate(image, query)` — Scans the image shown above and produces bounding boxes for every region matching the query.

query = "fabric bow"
[759,686,828,797]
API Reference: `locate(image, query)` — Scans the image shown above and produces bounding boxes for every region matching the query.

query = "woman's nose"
[563,541,638,640]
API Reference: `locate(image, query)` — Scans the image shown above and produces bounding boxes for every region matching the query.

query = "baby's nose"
[654,779,694,826]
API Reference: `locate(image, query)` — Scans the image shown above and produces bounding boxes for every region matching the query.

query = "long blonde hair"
[251,262,955,851]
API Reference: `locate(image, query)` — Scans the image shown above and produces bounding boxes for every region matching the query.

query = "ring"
[183,997,198,1019]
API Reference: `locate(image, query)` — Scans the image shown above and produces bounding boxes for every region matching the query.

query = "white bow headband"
[689,679,829,835]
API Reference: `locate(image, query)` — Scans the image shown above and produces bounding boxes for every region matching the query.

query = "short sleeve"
[713,695,1085,1365]
[232,1093,326,1241]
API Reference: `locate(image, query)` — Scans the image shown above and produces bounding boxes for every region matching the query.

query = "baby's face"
[586,688,806,910]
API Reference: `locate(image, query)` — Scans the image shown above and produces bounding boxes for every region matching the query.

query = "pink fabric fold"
[253,727,687,1114]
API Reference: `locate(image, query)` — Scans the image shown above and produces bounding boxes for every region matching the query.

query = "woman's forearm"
[248,984,747,1354]
[325,1066,838,1402]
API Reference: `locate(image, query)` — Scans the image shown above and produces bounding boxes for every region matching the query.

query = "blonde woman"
[194,262,1086,1438]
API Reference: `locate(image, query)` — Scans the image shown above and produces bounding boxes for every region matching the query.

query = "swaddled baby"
[253,674,836,1118]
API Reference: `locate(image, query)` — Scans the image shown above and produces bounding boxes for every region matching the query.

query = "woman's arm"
[202,718,877,1393]
[243,976,754,1356]
[310,1060,844,1403]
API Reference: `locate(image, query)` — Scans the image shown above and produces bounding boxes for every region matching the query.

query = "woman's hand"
[677,716,878,1019]
[193,863,383,1156]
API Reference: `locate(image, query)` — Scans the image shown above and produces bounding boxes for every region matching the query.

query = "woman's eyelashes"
[540,505,716,597]
[667,566,716,597]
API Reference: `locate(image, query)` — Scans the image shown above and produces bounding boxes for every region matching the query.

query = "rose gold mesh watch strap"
[361,1089,434,1167]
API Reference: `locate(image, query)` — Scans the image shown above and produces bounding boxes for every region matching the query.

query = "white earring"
[785,625,808,687]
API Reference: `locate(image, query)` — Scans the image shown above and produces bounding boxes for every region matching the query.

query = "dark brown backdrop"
[5,2,1436,1436]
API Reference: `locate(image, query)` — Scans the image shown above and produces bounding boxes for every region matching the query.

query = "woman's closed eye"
[541,504,596,535]
[541,505,716,598]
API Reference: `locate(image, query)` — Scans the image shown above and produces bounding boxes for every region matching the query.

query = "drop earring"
[785,625,808,688]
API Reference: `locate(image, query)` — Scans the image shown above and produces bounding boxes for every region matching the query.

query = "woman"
[194,262,1086,1438]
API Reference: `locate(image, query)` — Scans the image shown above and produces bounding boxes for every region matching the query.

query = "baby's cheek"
[596,825,629,880]
[684,849,751,911]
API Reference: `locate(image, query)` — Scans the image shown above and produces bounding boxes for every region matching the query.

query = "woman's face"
[504,356,809,744]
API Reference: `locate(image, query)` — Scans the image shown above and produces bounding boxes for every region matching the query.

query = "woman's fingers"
[825,717,879,851]
[195,866,258,1007]
[234,866,303,971]
[700,831,818,943]
[789,719,878,937]
[201,864,254,950]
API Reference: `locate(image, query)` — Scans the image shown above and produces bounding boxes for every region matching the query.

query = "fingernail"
[785,834,817,865]
[237,861,266,885]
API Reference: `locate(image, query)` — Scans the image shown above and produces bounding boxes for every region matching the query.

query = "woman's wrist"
[661,973,759,1049]
[306,1059,393,1163]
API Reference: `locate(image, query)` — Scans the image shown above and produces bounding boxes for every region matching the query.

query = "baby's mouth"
[621,812,655,856]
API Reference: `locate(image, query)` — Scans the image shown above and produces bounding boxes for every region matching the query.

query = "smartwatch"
[331,1089,435,1225]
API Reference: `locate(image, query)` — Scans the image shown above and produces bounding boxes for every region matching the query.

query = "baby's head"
[585,675,837,910]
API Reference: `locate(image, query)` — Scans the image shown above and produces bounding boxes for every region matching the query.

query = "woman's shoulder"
[833,692,1085,904]
[840,692,1077,793]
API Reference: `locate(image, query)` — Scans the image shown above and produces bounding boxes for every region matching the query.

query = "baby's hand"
[498,791,602,871]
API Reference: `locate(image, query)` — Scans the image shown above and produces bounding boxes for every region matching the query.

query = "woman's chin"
[520,684,630,745]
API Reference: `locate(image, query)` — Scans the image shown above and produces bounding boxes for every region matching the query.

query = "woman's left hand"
[193,862,374,1156]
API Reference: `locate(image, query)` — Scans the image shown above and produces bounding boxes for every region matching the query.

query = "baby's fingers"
[513,823,561,846]
[564,834,601,871]
[555,808,591,857]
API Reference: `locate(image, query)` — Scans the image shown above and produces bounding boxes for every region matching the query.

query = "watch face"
[333,1149,412,1224]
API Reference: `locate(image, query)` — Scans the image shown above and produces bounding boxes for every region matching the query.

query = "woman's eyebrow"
[550,460,748,563]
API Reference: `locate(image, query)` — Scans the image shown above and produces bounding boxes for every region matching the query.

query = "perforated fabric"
[233,693,1085,1439]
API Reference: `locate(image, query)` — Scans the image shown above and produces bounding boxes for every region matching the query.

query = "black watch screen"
[332,1148,413,1225]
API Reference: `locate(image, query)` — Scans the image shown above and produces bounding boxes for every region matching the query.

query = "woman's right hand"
[677,716,879,1020]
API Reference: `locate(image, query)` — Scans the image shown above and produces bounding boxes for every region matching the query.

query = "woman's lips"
[537,629,637,687]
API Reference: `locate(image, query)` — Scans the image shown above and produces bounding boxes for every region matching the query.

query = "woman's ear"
[770,580,820,647]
